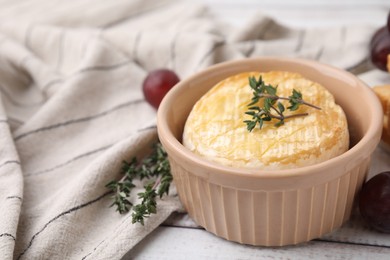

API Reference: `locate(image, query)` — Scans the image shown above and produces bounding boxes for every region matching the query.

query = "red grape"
[359,172,390,233]
[370,26,390,71]
[142,69,180,109]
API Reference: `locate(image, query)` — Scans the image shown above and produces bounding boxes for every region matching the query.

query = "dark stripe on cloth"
[315,46,324,60]
[169,32,180,70]
[245,40,256,57]
[132,31,142,66]
[14,99,144,141]
[101,2,174,29]
[138,125,157,132]
[0,233,16,241]
[25,144,112,177]
[26,126,157,177]
[41,59,133,91]
[81,214,132,260]
[0,160,21,169]
[6,196,23,201]
[16,191,111,260]
[295,30,306,53]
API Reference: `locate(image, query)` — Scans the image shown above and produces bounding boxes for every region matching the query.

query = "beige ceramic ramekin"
[157,57,383,246]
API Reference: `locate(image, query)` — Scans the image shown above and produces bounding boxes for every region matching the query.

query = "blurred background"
[194,0,389,28]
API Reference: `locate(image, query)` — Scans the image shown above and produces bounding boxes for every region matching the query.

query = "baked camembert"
[182,71,349,170]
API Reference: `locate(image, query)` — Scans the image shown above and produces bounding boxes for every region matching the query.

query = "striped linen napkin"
[0,0,379,259]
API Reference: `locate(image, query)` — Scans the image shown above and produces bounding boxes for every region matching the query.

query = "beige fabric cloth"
[0,0,379,259]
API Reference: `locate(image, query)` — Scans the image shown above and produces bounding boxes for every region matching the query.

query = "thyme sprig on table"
[106,142,172,225]
[243,76,321,131]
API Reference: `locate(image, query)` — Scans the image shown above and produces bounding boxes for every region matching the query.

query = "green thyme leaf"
[106,142,172,225]
[243,75,321,131]
[277,102,285,113]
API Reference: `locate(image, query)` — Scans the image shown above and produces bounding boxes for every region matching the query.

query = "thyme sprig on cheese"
[244,76,321,132]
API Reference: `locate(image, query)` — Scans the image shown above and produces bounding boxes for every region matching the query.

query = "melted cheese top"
[182,71,349,170]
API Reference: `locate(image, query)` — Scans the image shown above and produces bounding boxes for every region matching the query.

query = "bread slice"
[387,54,390,72]
[373,85,390,111]
[373,85,390,145]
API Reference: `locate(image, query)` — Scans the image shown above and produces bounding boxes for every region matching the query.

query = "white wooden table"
[124,1,390,259]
